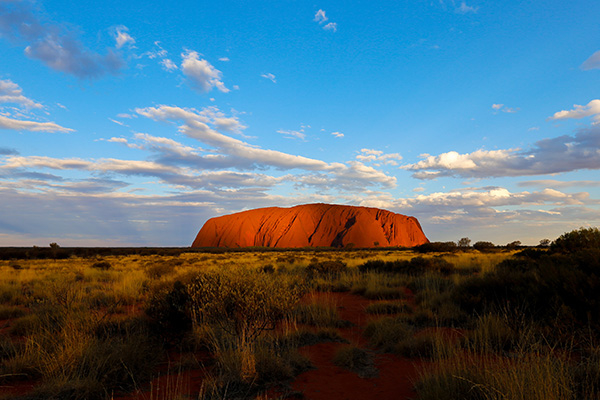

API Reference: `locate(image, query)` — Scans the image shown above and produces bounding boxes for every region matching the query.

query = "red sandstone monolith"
[192,203,428,248]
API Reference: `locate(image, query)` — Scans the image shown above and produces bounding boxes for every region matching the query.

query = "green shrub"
[473,241,495,252]
[293,303,351,328]
[364,317,412,352]
[551,227,600,253]
[305,260,347,276]
[91,261,111,270]
[187,271,302,344]
[333,345,377,378]
[145,280,192,337]
[0,305,26,320]
[358,257,454,275]
[365,301,410,315]
[415,242,458,253]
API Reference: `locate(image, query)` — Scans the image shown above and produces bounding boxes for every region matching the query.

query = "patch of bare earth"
[288,292,422,400]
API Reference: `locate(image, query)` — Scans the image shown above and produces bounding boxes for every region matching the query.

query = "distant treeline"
[0,241,538,260]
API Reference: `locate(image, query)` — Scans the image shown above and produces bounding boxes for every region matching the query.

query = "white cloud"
[356,148,402,165]
[455,1,478,14]
[404,126,600,179]
[108,118,127,126]
[219,57,230,62]
[0,79,43,109]
[314,9,337,32]
[160,58,178,71]
[114,26,135,49]
[581,50,600,71]
[278,129,306,140]
[492,103,519,113]
[181,50,229,93]
[323,22,337,32]
[0,1,124,78]
[549,99,600,124]
[518,180,600,189]
[0,115,73,133]
[331,131,344,138]
[314,9,328,23]
[261,73,277,83]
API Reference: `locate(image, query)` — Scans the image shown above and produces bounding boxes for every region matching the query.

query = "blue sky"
[1,0,600,246]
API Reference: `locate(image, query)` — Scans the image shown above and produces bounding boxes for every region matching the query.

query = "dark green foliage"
[514,248,547,259]
[358,256,454,275]
[415,241,458,253]
[452,249,600,329]
[333,345,378,378]
[551,227,600,253]
[261,264,275,273]
[91,261,111,270]
[145,280,192,338]
[472,241,495,251]
[305,260,347,276]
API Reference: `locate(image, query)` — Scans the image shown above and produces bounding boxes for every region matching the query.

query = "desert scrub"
[146,279,192,339]
[2,309,161,400]
[416,350,573,400]
[351,273,408,300]
[365,301,411,315]
[0,304,26,320]
[466,314,520,353]
[395,330,458,360]
[333,345,378,378]
[187,270,303,344]
[292,293,350,328]
[364,317,412,352]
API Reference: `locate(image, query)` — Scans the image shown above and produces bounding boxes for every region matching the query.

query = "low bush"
[90,261,111,270]
[305,260,347,277]
[187,270,302,344]
[358,257,454,275]
[551,227,600,254]
[333,345,378,378]
[365,301,410,315]
[293,303,351,328]
[145,280,192,338]
[0,305,26,320]
[364,317,412,352]
[414,242,458,253]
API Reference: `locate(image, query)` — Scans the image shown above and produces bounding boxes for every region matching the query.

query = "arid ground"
[1,228,600,399]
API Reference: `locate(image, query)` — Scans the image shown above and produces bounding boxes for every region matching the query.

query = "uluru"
[192,203,429,248]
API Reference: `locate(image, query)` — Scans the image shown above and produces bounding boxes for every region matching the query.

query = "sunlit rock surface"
[192,203,429,248]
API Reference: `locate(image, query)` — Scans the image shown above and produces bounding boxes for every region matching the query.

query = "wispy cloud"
[261,73,276,83]
[331,131,344,138]
[113,26,135,49]
[518,180,600,189]
[278,129,306,140]
[0,1,124,78]
[403,126,600,179]
[314,9,328,23]
[314,9,337,32]
[160,58,178,71]
[581,50,600,71]
[0,115,73,133]
[323,23,337,32]
[549,99,600,124]
[0,79,43,109]
[492,103,519,113]
[455,1,478,14]
[181,50,229,93]
[356,148,402,165]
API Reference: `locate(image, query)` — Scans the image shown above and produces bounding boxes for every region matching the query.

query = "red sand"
[289,292,422,400]
[192,203,429,248]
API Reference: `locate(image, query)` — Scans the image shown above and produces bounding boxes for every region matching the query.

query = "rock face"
[192,203,429,248]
